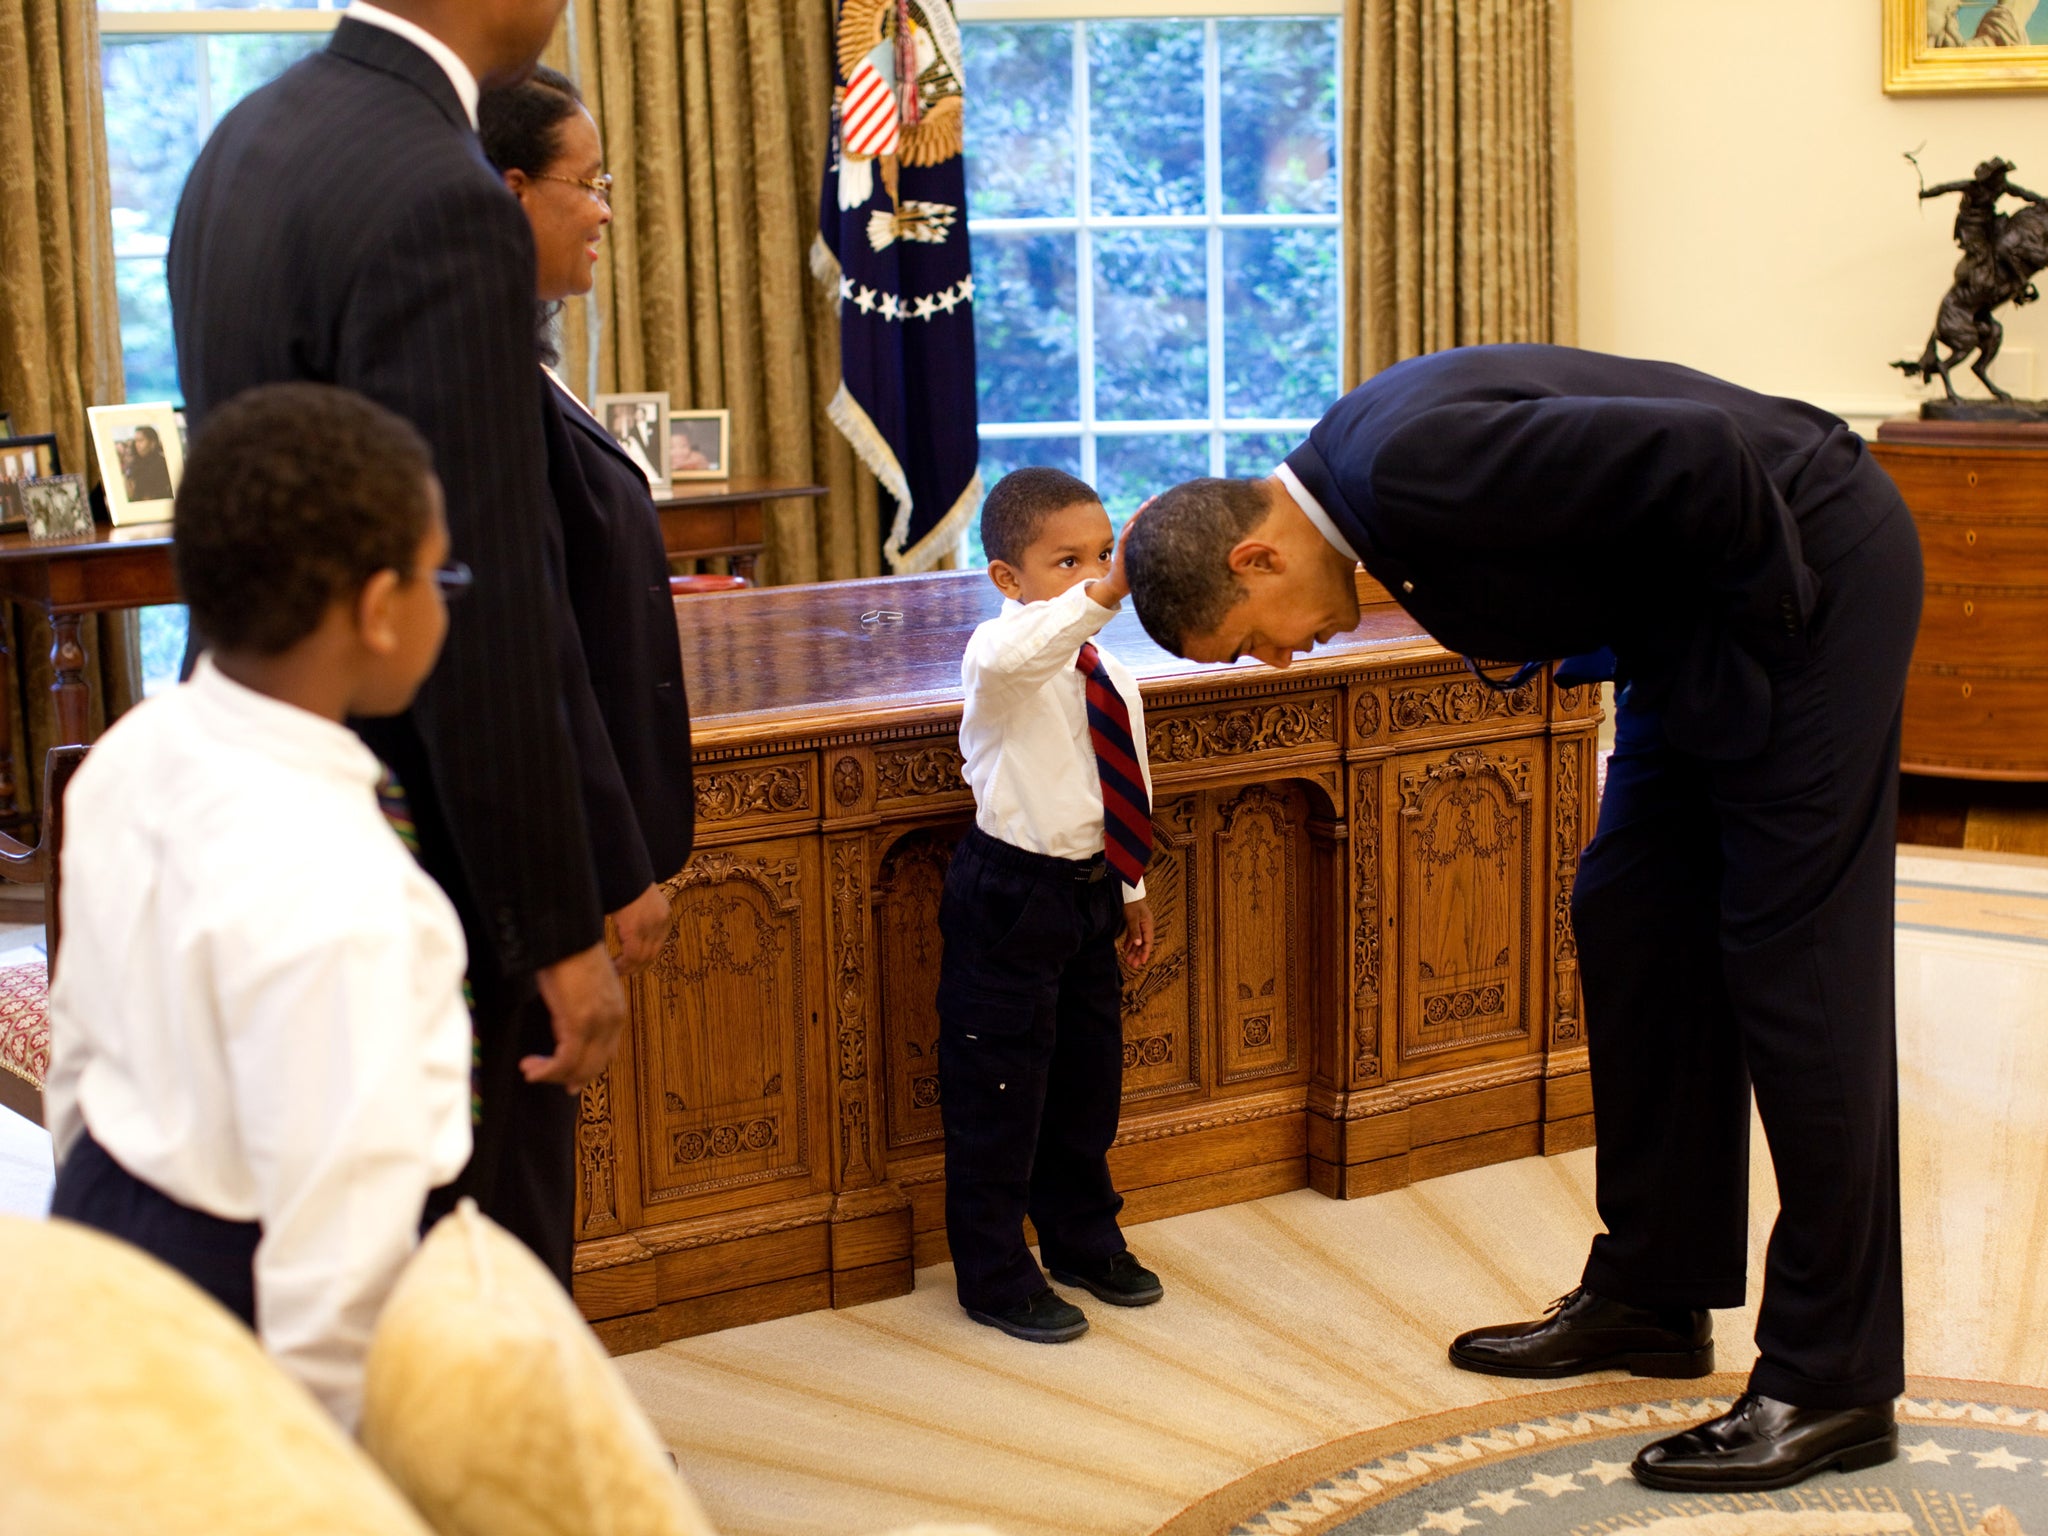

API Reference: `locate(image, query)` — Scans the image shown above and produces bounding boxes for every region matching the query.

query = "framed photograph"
[87,401,185,525]
[0,479,22,535]
[22,475,92,543]
[0,433,60,486]
[1886,0,2048,93]
[593,391,671,493]
[667,408,730,481]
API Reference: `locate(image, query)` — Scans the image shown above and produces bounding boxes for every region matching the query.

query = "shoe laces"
[1542,1287,1586,1317]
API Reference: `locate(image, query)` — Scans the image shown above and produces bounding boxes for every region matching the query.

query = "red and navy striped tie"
[1077,641,1153,887]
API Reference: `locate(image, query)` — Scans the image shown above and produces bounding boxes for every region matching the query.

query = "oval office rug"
[1155,1376,2048,1536]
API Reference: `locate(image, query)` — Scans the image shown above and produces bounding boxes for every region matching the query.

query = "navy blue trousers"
[51,1131,260,1327]
[937,828,1130,1312]
[1572,495,1922,1408]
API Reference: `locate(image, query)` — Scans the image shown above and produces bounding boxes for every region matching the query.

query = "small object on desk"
[86,403,184,525]
[0,433,60,486]
[668,573,748,596]
[859,608,904,626]
[593,391,671,493]
[22,477,92,543]
[666,408,729,481]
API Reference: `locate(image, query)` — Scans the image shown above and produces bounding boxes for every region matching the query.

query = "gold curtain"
[545,0,881,586]
[0,0,141,817]
[1342,0,1577,387]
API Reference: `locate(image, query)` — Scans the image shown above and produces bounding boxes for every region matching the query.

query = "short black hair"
[175,383,437,657]
[478,65,586,364]
[980,466,1101,566]
[1125,476,1271,655]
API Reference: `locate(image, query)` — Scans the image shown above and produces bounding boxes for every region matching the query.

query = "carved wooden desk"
[574,571,1602,1351]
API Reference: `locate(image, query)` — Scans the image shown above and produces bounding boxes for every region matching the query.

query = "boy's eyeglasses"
[433,561,473,601]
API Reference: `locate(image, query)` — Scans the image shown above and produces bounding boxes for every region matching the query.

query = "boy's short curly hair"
[175,383,437,656]
[980,466,1101,566]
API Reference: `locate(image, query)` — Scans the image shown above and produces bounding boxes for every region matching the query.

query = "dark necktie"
[377,767,481,1127]
[1076,641,1153,888]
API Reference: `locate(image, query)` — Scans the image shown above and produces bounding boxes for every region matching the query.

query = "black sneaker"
[1049,1251,1164,1307]
[965,1287,1090,1343]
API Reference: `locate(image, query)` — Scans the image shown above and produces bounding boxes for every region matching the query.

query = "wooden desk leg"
[51,614,89,748]
[0,609,16,826]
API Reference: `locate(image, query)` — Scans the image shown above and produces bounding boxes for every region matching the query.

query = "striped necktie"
[377,767,482,1128]
[1076,641,1153,887]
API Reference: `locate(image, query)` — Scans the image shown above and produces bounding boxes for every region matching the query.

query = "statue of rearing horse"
[1894,157,2048,403]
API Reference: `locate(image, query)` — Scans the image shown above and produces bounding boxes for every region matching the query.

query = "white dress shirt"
[346,1,481,127]
[45,657,472,1429]
[959,580,1155,902]
[1275,460,1360,563]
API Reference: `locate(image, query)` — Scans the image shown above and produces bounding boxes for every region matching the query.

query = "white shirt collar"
[190,653,385,787]
[346,2,480,128]
[1274,461,1359,564]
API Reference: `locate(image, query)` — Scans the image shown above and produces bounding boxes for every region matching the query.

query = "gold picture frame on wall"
[1886,0,2048,94]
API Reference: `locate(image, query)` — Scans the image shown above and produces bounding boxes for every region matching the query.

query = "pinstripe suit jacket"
[168,19,602,977]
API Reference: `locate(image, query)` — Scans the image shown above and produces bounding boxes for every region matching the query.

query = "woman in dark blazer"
[481,68,695,959]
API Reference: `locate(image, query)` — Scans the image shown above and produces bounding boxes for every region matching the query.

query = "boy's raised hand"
[1090,496,1152,608]
[1120,896,1154,969]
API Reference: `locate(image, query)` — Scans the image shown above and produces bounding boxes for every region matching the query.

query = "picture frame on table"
[667,408,730,482]
[594,391,672,493]
[0,433,61,489]
[87,402,185,525]
[22,475,92,543]
[1886,0,2048,92]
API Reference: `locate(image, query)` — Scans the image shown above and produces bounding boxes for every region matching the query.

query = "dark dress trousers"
[167,20,606,1281]
[1287,344,1922,1409]
[541,374,696,902]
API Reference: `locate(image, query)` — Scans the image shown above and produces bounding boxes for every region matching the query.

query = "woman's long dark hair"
[478,65,587,366]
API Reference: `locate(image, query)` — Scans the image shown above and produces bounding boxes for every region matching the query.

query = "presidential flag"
[815,0,981,572]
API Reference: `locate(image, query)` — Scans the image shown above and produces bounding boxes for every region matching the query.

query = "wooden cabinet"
[571,572,1601,1351]
[1871,425,2048,780]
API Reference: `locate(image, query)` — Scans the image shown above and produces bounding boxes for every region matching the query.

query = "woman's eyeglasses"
[533,171,614,208]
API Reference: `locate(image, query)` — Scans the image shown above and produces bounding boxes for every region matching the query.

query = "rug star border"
[1154,1376,2048,1536]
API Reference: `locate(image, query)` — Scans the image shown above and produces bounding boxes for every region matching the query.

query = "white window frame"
[964,8,1341,487]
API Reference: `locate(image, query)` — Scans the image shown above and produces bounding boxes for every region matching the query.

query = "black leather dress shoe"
[1448,1287,1713,1379]
[965,1287,1089,1343]
[1049,1251,1164,1307]
[1633,1393,1897,1490]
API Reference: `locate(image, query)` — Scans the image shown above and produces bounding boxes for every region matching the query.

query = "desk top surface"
[676,570,1439,735]
[0,520,174,563]
[651,476,828,508]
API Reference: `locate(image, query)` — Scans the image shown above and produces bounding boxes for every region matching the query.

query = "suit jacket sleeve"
[337,178,603,973]
[1370,397,1819,671]
[554,545,658,914]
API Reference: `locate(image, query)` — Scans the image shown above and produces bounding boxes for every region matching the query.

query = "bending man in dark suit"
[1125,344,1921,1492]
[167,0,653,1286]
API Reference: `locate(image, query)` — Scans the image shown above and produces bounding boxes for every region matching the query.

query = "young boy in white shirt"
[45,382,473,1429]
[940,467,1162,1344]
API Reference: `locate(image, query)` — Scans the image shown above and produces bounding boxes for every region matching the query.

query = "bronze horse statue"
[1896,159,2048,402]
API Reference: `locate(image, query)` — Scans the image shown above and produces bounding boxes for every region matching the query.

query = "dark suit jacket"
[167,19,602,975]
[1286,344,1902,759]
[542,375,695,907]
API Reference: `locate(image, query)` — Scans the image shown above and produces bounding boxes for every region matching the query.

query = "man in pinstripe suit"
[167,0,625,1288]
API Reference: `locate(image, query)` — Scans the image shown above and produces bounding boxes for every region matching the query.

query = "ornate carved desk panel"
[573,571,1602,1351]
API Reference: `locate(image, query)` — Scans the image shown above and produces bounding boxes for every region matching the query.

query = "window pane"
[1218,19,1338,216]
[1223,227,1338,420]
[1095,433,1207,523]
[1224,430,1301,479]
[1094,229,1205,421]
[1087,20,1203,217]
[104,36,202,250]
[139,607,191,698]
[116,258,180,402]
[965,23,1074,219]
[968,434,1082,565]
[210,31,324,109]
[973,232,1078,423]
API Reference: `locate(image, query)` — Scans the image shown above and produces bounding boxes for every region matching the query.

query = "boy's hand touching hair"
[1120,896,1155,969]
[1089,496,1152,609]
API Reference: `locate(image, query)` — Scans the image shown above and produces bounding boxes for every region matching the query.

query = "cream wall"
[1575,0,2048,434]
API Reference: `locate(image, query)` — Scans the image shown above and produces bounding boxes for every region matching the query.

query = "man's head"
[1126,476,1361,668]
[379,0,567,90]
[176,383,452,717]
[981,467,1115,605]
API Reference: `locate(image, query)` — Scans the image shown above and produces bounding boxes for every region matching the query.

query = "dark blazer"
[541,374,695,906]
[167,19,602,975]
[1285,344,1902,759]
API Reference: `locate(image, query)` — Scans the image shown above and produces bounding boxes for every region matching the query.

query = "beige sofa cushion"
[0,1215,432,1535]
[360,1199,718,1536]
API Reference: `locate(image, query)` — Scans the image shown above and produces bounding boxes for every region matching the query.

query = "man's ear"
[1225,538,1285,577]
[354,568,405,657]
[988,559,1023,600]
